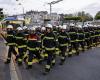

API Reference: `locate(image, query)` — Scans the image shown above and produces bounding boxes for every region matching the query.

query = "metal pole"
[50,3,52,19]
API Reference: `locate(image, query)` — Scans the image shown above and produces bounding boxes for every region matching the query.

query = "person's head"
[41,27,46,32]
[46,24,53,33]
[17,27,23,33]
[29,27,36,34]
[61,25,66,32]
[7,25,13,31]
[23,26,27,31]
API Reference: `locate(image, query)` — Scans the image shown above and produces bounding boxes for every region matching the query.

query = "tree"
[95,11,100,20]
[77,11,93,22]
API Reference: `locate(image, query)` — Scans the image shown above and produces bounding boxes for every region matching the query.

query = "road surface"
[0,36,100,80]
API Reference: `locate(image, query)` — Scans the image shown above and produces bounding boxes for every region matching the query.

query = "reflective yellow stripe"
[7,43,15,45]
[15,37,23,39]
[7,35,13,37]
[52,60,55,63]
[18,45,26,48]
[69,52,72,54]
[56,48,59,51]
[37,40,41,42]
[69,32,76,34]
[36,47,40,50]
[45,47,55,50]
[18,59,22,62]
[44,37,54,39]
[46,65,50,69]
[78,33,84,35]
[59,36,67,38]
[60,43,68,46]
[27,47,36,51]
[28,62,33,65]
[71,40,76,42]
[44,53,48,57]
[32,58,38,63]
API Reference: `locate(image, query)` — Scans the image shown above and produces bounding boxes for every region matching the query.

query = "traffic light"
[0,8,4,21]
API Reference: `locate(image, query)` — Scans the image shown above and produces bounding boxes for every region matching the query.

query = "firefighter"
[83,27,91,49]
[5,25,17,64]
[58,25,70,65]
[77,25,85,52]
[42,24,56,75]
[22,26,29,62]
[68,24,79,57]
[94,26,99,46]
[15,27,26,65]
[27,27,41,69]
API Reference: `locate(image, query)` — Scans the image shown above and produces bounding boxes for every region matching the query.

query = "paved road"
[0,37,11,80]
[0,36,100,80]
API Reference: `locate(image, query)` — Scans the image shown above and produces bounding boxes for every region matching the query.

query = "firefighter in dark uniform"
[58,25,70,65]
[88,27,95,47]
[77,25,85,52]
[83,27,91,49]
[5,25,17,64]
[97,26,100,45]
[15,27,26,65]
[42,24,56,75]
[94,26,99,46]
[68,24,79,57]
[27,27,41,69]
[22,26,29,62]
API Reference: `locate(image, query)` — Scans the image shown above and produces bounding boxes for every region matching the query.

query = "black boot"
[75,52,79,56]
[18,62,22,66]
[43,69,50,75]
[68,54,72,57]
[59,59,65,65]
[26,65,32,69]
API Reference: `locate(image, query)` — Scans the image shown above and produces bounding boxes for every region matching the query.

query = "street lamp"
[16,0,25,14]
[18,3,25,14]
[47,0,63,19]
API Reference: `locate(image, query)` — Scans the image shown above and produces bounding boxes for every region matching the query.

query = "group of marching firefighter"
[4,23,100,75]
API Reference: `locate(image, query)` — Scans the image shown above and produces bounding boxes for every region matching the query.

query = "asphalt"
[0,37,11,80]
[0,36,100,80]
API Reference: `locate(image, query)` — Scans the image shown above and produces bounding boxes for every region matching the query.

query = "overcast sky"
[0,0,100,16]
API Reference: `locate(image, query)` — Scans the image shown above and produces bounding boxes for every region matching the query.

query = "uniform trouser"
[79,41,85,50]
[7,45,17,61]
[18,48,24,63]
[45,50,55,72]
[94,37,99,46]
[69,42,79,53]
[28,50,41,66]
[59,46,67,62]
[23,46,28,60]
[85,39,91,48]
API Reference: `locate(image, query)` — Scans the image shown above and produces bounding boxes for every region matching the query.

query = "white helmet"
[46,24,52,28]
[23,26,27,30]
[30,27,35,31]
[70,23,75,26]
[17,27,23,31]
[62,25,66,29]
[83,25,88,27]
[77,25,82,28]
[58,25,62,28]
[94,25,97,27]
[37,25,41,28]
[7,25,13,29]
[41,27,46,31]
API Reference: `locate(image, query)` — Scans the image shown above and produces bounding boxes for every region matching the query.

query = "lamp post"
[16,0,25,14]
[47,0,63,19]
